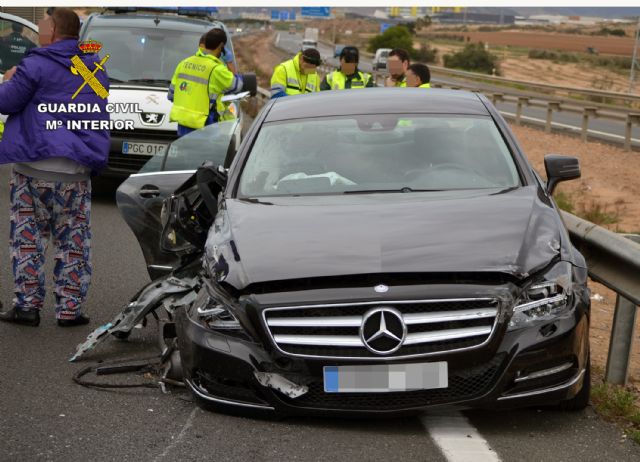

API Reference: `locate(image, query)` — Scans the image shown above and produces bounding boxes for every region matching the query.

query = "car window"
[85,22,233,84]
[138,119,238,173]
[0,19,38,73]
[238,115,520,197]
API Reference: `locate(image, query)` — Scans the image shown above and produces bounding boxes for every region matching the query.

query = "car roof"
[85,12,225,32]
[264,88,490,122]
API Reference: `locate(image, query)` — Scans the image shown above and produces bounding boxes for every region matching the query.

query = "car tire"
[112,330,131,340]
[558,356,591,411]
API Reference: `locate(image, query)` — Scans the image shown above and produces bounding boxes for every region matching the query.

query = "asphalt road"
[1,163,640,461]
[276,32,640,148]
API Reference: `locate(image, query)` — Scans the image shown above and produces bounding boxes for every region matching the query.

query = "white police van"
[79,7,253,177]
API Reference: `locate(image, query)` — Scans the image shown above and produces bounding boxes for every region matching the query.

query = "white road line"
[421,412,501,462]
[500,111,640,143]
[153,407,198,461]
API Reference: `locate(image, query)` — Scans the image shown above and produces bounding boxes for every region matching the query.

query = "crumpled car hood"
[206,186,572,291]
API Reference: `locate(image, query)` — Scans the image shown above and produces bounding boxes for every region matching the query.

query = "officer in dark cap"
[321,46,373,91]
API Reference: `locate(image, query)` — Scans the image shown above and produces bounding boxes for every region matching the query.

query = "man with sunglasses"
[168,28,243,137]
[320,46,373,91]
[270,48,321,98]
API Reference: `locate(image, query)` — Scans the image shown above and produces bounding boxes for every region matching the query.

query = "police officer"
[168,28,242,137]
[270,48,321,98]
[0,23,37,70]
[384,48,411,87]
[196,32,237,122]
[406,63,431,88]
[321,46,373,91]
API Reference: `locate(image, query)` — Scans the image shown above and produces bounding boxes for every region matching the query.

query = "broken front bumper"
[176,296,590,417]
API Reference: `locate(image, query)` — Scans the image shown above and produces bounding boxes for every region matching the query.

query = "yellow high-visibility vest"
[170,51,228,128]
[271,54,319,96]
[326,70,372,90]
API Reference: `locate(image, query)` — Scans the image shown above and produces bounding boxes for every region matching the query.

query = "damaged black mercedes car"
[73,88,590,417]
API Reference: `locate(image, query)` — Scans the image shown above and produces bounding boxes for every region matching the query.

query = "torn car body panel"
[70,274,200,362]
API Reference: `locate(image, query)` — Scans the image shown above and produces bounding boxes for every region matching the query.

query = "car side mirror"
[544,154,580,195]
[241,72,257,97]
[196,162,227,216]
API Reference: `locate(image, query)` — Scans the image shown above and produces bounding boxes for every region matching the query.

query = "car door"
[0,12,38,78]
[116,118,240,280]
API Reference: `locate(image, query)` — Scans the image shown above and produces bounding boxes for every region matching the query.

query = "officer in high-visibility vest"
[196,32,237,122]
[384,48,410,88]
[270,48,321,98]
[320,46,373,91]
[406,63,431,89]
[168,28,243,137]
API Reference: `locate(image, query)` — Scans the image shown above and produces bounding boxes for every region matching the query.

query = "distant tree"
[443,42,500,75]
[413,44,437,63]
[417,15,432,30]
[368,26,414,53]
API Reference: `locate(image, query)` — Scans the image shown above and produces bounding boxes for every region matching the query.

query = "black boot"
[57,314,90,327]
[0,306,40,327]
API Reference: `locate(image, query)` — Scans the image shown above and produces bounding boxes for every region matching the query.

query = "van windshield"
[85,24,231,85]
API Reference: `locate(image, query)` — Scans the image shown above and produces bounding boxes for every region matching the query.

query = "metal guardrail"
[368,70,640,151]
[562,212,640,385]
[252,86,639,385]
[426,65,640,109]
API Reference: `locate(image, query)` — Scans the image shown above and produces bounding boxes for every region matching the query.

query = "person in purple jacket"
[0,8,109,327]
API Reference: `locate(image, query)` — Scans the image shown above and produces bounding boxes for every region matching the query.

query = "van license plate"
[122,142,167,156]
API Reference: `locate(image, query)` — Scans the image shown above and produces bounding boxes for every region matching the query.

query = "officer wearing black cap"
[270,48,321,98]
[321,46,373,91]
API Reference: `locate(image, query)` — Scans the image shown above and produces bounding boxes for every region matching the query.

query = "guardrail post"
[605,294,638,385]
[624,113,640,151]
[581,107,597,142]
[545,102,561,133]
[491,93,503,105]
[515,97,529,125]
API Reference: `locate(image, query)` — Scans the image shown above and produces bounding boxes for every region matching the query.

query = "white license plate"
[122,141,167,156]
[323,362,448,393]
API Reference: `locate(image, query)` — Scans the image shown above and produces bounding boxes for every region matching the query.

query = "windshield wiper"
[127,78,171,86]
[108,77,126,83]
[343,187,443,194]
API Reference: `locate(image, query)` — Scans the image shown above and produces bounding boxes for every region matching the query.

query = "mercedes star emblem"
[374,284,389,293]
[360,307,407,355]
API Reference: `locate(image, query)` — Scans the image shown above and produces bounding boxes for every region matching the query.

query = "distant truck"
[301,27,319,51]
[373,48,392,71]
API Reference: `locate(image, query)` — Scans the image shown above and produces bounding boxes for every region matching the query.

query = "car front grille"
[281,353,507,411]
[107,153,153,172]
[262,298,500,360]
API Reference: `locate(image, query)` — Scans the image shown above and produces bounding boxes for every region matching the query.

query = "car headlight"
[193,281,241,330]
[508,261,574,331]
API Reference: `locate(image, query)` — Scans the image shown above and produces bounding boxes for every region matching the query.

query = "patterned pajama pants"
[9,171,92,319]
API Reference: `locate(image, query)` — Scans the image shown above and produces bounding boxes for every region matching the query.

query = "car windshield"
[85,23,229,84]
[139,119,238,173]
[238,115,520,197]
